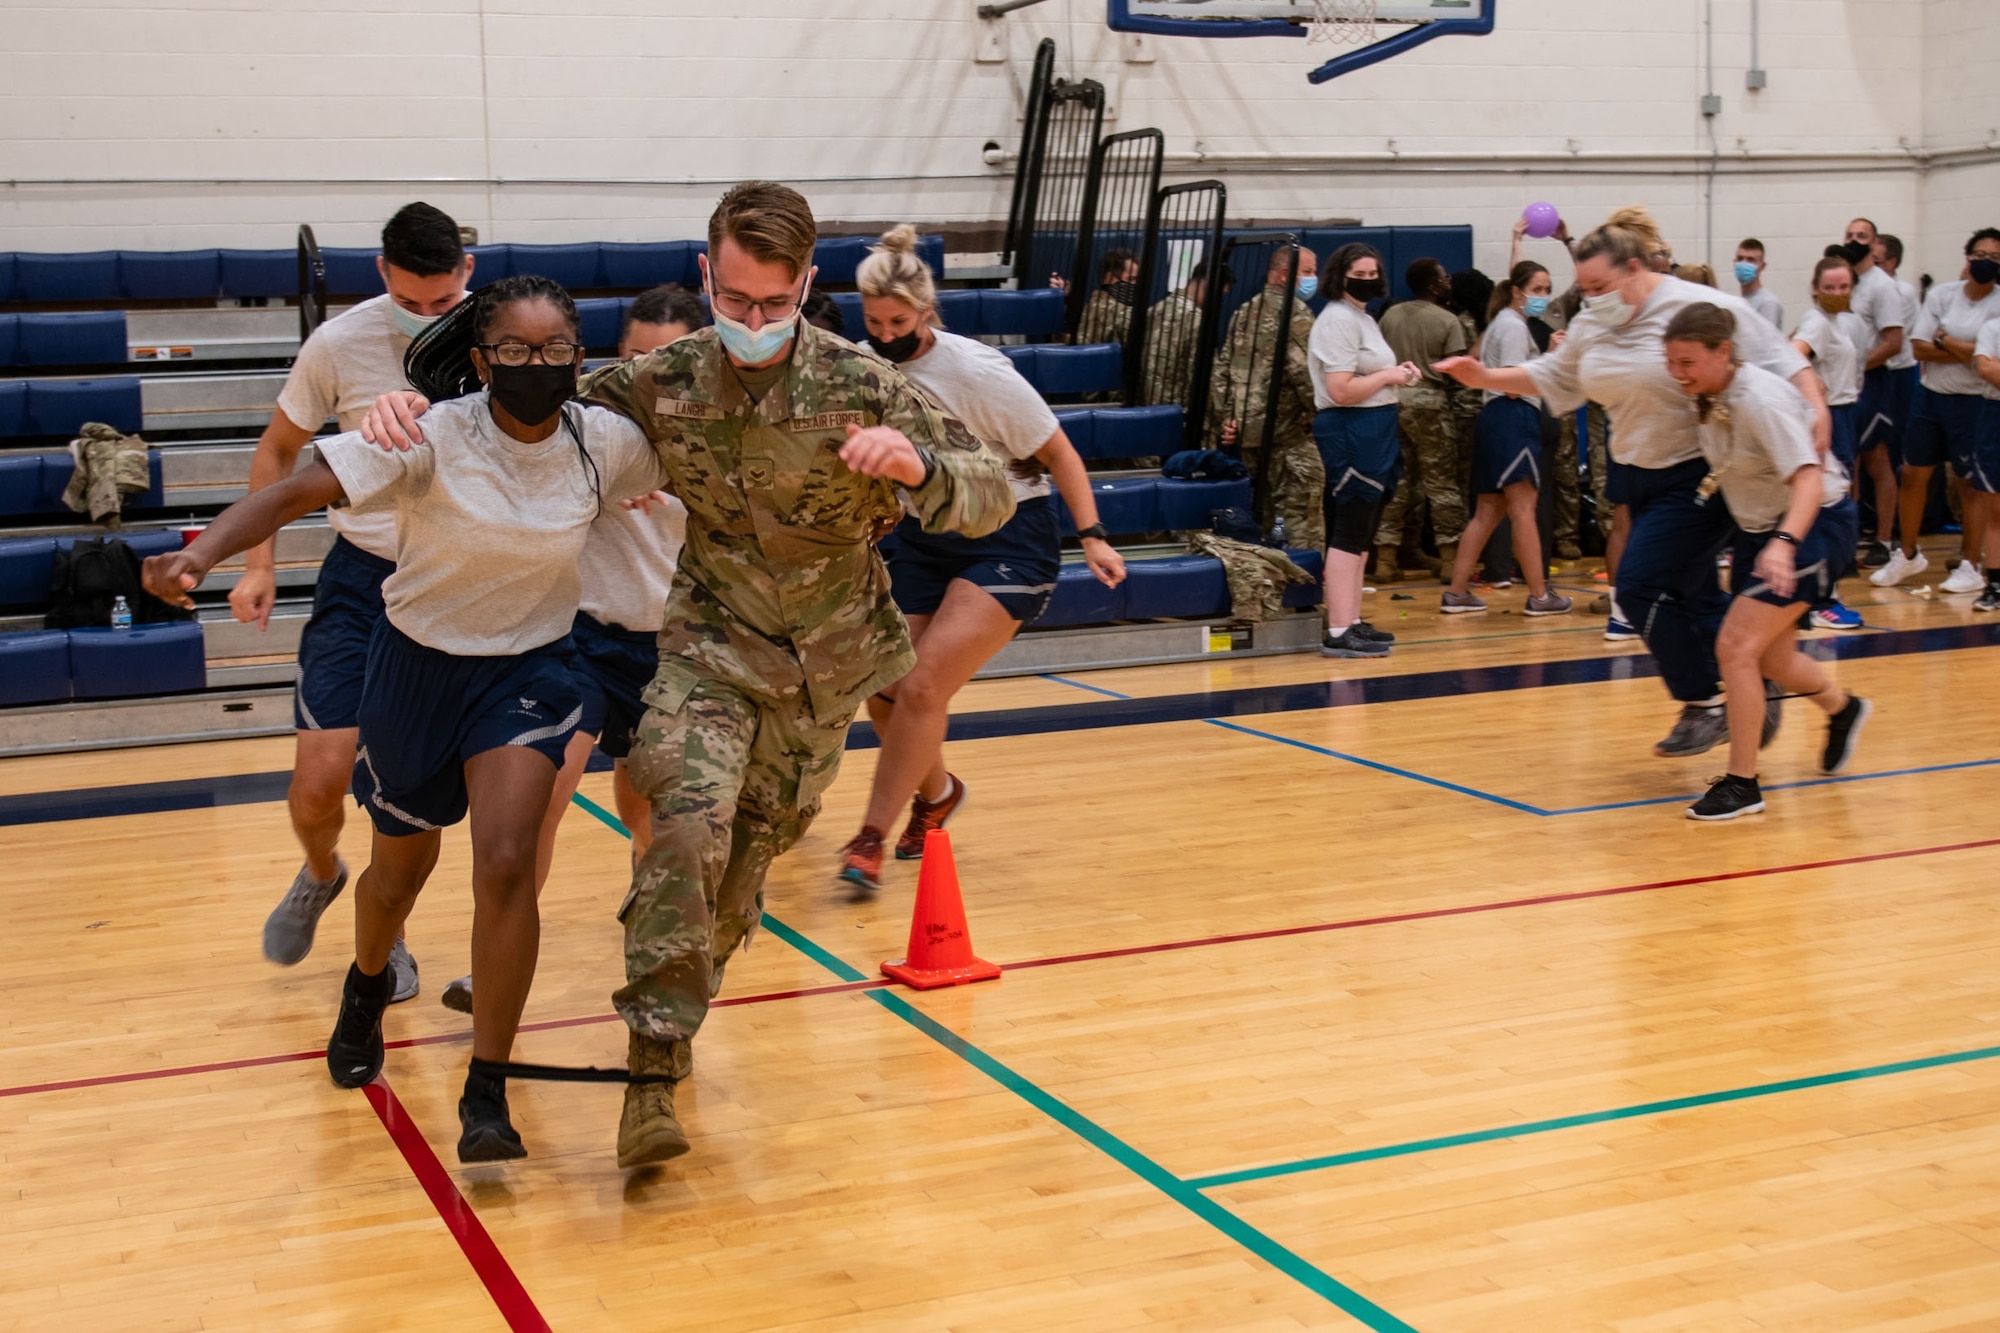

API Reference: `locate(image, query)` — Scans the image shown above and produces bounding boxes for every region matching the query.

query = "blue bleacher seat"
[1090,405,1181,459]
[0,631,70,707]
[508,243,599,290]
[828,292,866,343]
[1123,554,1232,621]
[0,382,25,438]
[1282,548,1325,608]
[466,244,514,283]
[1033,562,1126,628]
[1051,408,1093,455]
[68,621,207,700]
[24,379,145,437]
[1033,344,1122,396]
[14,252,122,303]
[576,297,631,350]
[0,454,42,513]
[0,538,57,607]
[978,288,1066,339]
[597,241,694,290]
[0,253,15,303]
[39,449,163,513]
[934,290,980,334]
[1053,477,1158,536]
[321,248,385,295]
[998,344,1035,380]
[0,315,17,367]
[1155,477,1253,530]
[219,249,296,299]
[811,237,874,285]
[121,250,222,301]
[16,313,128,367]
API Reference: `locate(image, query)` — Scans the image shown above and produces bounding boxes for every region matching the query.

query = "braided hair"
[399,273,600,512]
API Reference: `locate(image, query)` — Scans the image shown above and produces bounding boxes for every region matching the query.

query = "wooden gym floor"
[5,542,2000,1331]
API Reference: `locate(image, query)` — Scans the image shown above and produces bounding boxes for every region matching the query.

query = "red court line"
[364,1077,552,1333]
[9,836,1996,1102]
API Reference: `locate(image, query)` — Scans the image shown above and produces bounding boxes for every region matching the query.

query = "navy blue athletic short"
[889,495,1060,623]
[1471,397,1544,494]
[1828,402,1859,470]
[1971,399,2000,494]
[571,610,658,761]
[1312,403,1402,508]
[351,620,584,836]
[1730,502,1857,611]
[1901,386,1983,473]
[294,536,394,731]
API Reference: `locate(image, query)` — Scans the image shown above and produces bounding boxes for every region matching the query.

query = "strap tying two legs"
[467,1055,675,1086]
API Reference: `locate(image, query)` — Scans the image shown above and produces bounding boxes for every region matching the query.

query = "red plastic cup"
[179,525,205,548]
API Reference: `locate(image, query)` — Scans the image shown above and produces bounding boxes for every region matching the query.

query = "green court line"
[571,791,1418,1332]
[1186,1041,2000,1192]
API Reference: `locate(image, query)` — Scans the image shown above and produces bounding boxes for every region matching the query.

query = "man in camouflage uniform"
[1075,247,1138,346]
[1137,259,1223,411]
[1209,247,1325,549]
[580,183,1015,1168]
[1375,258,1471,580]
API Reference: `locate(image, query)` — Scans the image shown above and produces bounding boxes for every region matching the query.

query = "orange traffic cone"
[880,830,1001,990]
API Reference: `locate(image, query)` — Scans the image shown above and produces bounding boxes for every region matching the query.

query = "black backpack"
[46,537,195,629]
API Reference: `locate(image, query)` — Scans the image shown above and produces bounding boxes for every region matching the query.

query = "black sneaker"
[1820,695,1872,774]
[1859,541,1892,569]
[1321,627,1390,658]
[1351,620,1396,644]
[326,964,391,1089]
[458,1065,527,1162]
[1974,584,2000,613]
[1760,680,1783,750]
[1687,774,1765,821]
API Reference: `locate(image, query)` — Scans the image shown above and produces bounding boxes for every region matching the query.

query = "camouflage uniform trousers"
[1374,402,1468,548]
[1564,402,1613,540]
[1250,433,1326,550]
[613,668,848,1045]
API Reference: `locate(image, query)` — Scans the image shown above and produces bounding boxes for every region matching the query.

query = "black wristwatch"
[1076,523,1109,542]
[1771,530,1799,546]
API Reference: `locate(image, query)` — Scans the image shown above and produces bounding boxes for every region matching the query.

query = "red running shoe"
[895,774,968,860]
[838,827,886,892]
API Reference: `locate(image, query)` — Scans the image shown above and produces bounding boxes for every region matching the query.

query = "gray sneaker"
[262,860,348,965]
[1321,627,1390,658]
[387,938,419,1005]
[442,973,473,1014]
[1524,592,1573,616]
[1654,703,1728,758]
[1441,590,1488,614]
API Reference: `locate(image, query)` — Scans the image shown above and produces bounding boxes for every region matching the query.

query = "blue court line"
[572,790,1417,1331]
[1185,1040,2000,1192]
[1037,672,1134,700]
[1201,718,1552,815]
[1544,755,2000,815]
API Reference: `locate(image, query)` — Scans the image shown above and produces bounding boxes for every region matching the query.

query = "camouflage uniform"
[1138,290,1203,409]
[1186,531,1317,623]
[1076,288,1133,347]
[1210,285,1326,549]
[579,320,1014,1051]
[1375,299,1471,547]
[61,421,151,525]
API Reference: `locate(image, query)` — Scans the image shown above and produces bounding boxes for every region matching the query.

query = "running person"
[1661,303,1870,820]
[235,203,473,999]
[144,276,673,1161]
[1789,255,1868,630]
[439,285,708,1017]
[1438,207,1828,758]
[1888,229,2000,593]
[834,225,1126,891]
[1440,261,1572,616]
[1310,242,1423,659]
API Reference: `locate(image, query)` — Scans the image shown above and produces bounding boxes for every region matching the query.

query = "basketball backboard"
[1106,0,1495,85]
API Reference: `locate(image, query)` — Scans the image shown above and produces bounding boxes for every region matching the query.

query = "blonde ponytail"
[1575,206,1666,269]
[857,224,941,325]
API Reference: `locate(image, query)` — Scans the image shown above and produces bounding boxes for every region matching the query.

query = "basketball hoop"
[1307,0,1376,45]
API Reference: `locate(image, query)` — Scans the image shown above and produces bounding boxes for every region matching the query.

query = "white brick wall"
[0,0,1990,317]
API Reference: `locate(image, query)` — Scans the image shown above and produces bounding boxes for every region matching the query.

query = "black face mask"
[486,362,576,428]
[1970,258,2000,286]
[1107,280,1138,307]
[1840,240,1873,266]
[867,329,923,363]
[1345,276,1386,301]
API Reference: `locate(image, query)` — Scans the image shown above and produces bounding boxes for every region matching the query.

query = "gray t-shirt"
[1849,265,1905,356]
[1886,277,1921,371]
[318,392,665,655]
[1911,280,2000,396]
[275,295,414,560]
[1975,321,2000,401]
[1697,363,1825,533]
[1528,276,1809,470]
[1480,306,1541,406]
[897,330,1057,502]
[1308,300,1399,410]
[576,499,686,634]
[1744,286,1785,332]
[1791,305,1861,407]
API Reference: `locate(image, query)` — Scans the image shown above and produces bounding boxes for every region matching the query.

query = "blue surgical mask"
[1733,261,1760,286]
[389,303,441,339]
[1295,275,1318,301]
[708,279,807,365]
[1524,295,1550,319]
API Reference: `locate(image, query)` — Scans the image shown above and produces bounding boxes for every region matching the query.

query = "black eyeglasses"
[477,339,581,368]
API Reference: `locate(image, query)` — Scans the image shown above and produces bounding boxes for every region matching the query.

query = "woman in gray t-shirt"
[1662,303,1869,823]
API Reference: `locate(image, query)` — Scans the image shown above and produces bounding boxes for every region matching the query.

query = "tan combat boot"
[616,1030,691,1168]
[1436,541,1459,582]
[1373,544,1403,584]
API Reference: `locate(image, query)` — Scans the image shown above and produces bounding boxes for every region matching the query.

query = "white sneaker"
[1940,560,1985,594]
[1868,548,1928,587]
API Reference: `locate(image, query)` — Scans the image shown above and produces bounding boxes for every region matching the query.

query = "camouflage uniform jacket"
[1138,290,1203,407]
[62,421,151,526]
[1077,288,1133,347]
[1210,286,1315,452]
[1186,532,1317,624]
[1378,298,1469,411]
[580,321,1015,726]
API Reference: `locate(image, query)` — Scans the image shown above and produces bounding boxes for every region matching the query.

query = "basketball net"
[1307,0,1377,45]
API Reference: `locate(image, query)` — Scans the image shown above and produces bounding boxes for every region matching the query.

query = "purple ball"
[1523,202,1561,239]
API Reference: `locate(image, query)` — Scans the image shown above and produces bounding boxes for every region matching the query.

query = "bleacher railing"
[1124,179,1228,452]
[1001,38,1057,279]
[296,225,328,341]
[1067,127,1165,338]
[1011,77,1106,295]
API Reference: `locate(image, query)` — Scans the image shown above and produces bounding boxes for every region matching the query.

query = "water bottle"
[110,595,133,630]
[1270,515,1288,549]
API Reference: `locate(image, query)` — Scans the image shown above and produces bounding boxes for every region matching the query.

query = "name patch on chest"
[791,411,865,432]
[655,397,725,421]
